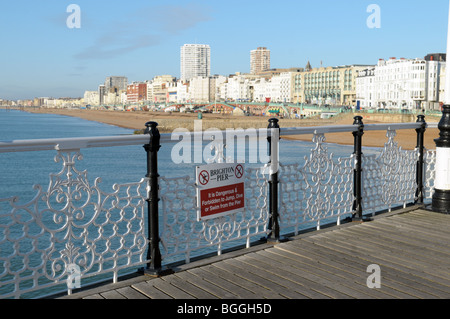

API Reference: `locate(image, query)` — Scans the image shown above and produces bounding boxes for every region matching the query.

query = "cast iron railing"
[0,115,437,298]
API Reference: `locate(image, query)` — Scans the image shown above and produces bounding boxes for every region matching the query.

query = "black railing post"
[415,115,426,205]
[267,118,286,243]
[352,116,364,221]
[266,118,286,243]
[432,105,450,214]
[142,121,171,276]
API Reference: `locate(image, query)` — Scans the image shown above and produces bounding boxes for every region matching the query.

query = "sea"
[0,109,368,298]
[0,109,364,199]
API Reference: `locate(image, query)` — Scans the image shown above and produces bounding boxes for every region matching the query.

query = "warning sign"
[196,163,245,221]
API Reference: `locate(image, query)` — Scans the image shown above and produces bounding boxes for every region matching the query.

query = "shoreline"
[22,108,440,150]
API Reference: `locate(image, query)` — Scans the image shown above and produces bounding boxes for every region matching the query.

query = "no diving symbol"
[235,164,244,179]
[199,170,210,185]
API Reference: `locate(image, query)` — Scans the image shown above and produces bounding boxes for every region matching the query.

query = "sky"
[0,0,449,100]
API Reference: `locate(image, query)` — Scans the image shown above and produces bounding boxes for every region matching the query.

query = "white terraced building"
[356,55,445,110]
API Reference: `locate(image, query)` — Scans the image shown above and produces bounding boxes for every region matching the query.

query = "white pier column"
[432,1,450,213]
[432,106,450,213]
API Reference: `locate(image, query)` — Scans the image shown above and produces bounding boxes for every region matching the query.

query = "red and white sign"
[196,163,245,221]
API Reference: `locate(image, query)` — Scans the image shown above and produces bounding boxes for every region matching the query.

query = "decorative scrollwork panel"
[0,150,148,299]
[362,130,418,214]
[279,133,354,234]
[424,149,436,200]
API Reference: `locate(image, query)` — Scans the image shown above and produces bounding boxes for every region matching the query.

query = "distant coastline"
[21,107,440,150]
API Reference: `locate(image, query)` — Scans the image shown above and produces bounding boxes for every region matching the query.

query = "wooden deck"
[59,207,450,300]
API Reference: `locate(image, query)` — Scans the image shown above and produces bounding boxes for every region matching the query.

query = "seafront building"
[104,76,128,92]
[250,47,271,74]
[356,54,445,110]
[126,83,147,104]
[147,75,176,104]
[299,64,374,106]
[71,50,447,111]
[180,44,211,82]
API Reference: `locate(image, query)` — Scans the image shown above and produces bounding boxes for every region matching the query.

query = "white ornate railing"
[279,133,354,234]
[0,117,438,298]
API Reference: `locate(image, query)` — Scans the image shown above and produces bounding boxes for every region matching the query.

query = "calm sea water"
[0,109,362,199]
[1,109,364,298]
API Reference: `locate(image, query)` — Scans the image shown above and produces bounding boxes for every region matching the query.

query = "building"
[180,44,211,82]
[147,75,176,103]
[98,85,106,105]
[250,47,271,75]
[84,91,99,106]
[187,75,226,103]
[188,76,211,103]
[300,65,373,106]
[104,76,128,92]
[356,55,445,110]
[355,67,376,108]
[220,75,252,102]
[127,83,147,104]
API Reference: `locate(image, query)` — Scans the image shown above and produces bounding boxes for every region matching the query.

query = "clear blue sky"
[0,0,449,100]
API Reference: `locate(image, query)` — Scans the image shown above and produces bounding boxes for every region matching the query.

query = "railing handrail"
[0,135,150,153]
[0,122,439,153]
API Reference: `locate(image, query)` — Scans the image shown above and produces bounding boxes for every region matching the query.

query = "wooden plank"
[218,258,311,299]
[210,261,286,299]
[313,228,441,272]
[305,233,450,290]
[235,252,370,299]
[100,290,126,299]
[363,218,450,247]
[200,263,284,299]
[391,213,450,233]
[186,267,260,299]
[223,257,331,299]
[286,239,450,299]
[350,221,450,252]
[299,233,450,298]
[258,249,383,298]
[116,286,149,299]
[160,275,218,299]
[322,226,450,280]
[175,270,238,299]
[340,226,450,266]
[151,278,196,299]
[234,252,349,299]
[371,212,450,235]
[257,248,390,299]
[132,280,174,299]
[264,246,395,299]
[82,294,104,299]
[278,241,420,299]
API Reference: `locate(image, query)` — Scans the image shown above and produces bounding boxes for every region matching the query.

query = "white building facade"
[356,68,375,109]
[356,56,445,110]
[180,44,211,82]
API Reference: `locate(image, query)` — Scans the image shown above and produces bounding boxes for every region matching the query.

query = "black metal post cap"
[268,118,280,129]
[353,115,364,126]
[145,121,158,128]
